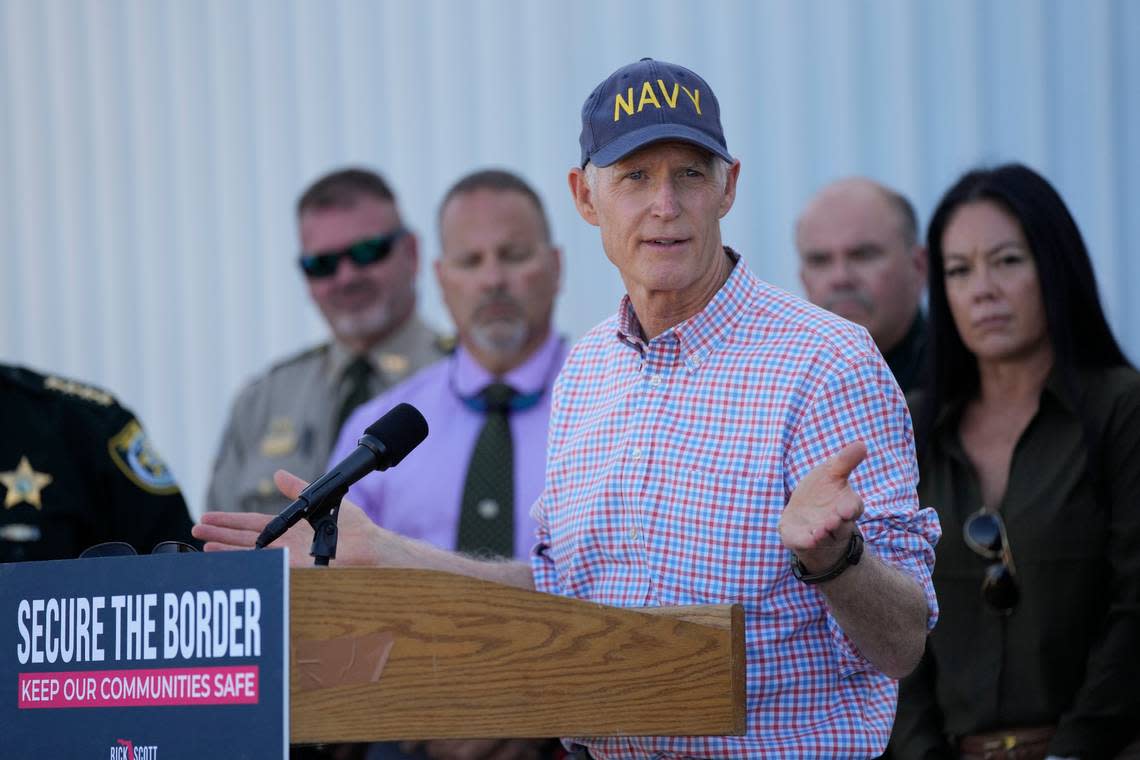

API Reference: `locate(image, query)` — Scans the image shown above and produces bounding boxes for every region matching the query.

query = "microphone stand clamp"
[305,485,348,567]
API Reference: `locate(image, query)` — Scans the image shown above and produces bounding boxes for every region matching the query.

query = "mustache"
[823,288,873,312]
[328,279,378,298]
[472,293,523,320]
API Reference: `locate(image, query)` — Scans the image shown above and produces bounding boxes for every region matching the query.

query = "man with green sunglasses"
[206,167,447,519]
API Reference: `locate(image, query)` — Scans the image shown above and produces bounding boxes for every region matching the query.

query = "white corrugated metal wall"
[2,0,1138,515]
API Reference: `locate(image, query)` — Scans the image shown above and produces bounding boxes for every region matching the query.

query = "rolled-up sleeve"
[528,491,562,595]
[785,348,941,668]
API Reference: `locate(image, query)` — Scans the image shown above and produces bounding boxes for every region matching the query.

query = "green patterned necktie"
[335,356,374,434]
[457,383,516,558]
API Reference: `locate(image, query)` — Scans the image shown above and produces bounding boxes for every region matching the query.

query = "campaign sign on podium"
[1,549,288,758]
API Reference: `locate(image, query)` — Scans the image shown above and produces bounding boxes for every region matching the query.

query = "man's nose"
[827,257,857,288]
[650,179,682,219]
[476,256,509,289]
[330,254,363,285]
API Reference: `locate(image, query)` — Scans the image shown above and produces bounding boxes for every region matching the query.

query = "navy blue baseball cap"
[579,58,733,168]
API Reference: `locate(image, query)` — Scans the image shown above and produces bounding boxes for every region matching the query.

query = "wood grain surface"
[290,567,744,742]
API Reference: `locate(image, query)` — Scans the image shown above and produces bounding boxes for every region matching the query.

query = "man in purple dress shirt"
[332,168,566,559]
[330,169,567,760]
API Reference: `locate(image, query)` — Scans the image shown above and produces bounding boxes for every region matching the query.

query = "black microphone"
[255,403,428,549]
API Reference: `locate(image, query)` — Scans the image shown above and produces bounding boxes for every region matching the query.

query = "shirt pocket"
[647,463,782,603]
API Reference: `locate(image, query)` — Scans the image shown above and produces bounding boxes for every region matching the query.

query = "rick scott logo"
[109,738,158,759]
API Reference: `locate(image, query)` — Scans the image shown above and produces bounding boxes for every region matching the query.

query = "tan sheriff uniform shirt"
[206,315,447,515]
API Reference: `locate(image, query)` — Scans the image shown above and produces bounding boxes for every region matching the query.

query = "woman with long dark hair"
[889,164,1140,759]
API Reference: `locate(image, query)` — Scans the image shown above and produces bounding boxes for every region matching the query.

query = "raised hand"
[778,441,868,574]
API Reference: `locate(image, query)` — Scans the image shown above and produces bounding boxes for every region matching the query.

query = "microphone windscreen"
[363,403,429,467]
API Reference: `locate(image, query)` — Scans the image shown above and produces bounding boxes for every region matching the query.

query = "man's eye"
[851,247,882,261]
[627,170,645,180]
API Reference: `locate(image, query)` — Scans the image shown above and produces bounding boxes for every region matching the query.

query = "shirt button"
[628,527,639,540]
[631,448,643,461]
[477,499,500,519]
[647,374,661,387]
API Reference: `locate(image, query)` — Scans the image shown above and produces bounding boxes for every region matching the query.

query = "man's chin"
[469,322,529,358]
[825,302,872,323]
[329,308,394,344]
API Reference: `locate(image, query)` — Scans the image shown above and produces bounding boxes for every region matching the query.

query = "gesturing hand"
[193,470,379,567]
[778,441,868,575]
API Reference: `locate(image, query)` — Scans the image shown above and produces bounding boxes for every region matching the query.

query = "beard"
[326,300,394,344]
[468,318,529,361]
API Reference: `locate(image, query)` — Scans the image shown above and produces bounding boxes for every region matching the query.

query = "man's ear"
[568,167,600,227]
[913,244,929,287]
[432,257,444,289]
[717,159,742,219]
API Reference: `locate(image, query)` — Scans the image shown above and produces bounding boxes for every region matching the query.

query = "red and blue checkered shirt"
[530,253,940,759]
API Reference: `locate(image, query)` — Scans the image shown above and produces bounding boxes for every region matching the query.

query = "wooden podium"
[290,567,746,742]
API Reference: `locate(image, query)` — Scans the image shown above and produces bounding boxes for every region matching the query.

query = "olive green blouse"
[890,365,1140,759]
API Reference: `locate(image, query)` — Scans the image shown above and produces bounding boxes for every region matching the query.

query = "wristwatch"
[790,530,864,585]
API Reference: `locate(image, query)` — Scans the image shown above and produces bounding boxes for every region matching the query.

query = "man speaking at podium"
[197,59,940,759]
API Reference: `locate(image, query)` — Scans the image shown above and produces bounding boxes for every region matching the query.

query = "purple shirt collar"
[451,331,565,400]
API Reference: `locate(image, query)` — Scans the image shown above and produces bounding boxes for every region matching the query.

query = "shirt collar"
[452,330,564,398]
[615,247,754,371]
[930,360,1069,436]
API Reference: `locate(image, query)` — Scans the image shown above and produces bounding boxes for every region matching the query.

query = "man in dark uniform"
[0,363,196,562]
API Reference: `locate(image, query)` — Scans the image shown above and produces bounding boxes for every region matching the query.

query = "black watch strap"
[790,530,864,585]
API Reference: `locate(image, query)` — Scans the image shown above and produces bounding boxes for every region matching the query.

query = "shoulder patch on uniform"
[44,375,116,407]
[267,342,329,374]
[108,420,180,494]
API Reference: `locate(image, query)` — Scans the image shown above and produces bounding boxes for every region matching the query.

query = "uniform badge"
[378,353,410,378]
[0,456,54,509]
[108,420,179,494]
[260,418,298,458]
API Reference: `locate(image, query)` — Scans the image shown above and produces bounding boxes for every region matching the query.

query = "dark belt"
[958,726,1055,760]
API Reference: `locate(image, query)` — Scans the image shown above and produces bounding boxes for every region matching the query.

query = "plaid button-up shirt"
[531,252,940,759]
